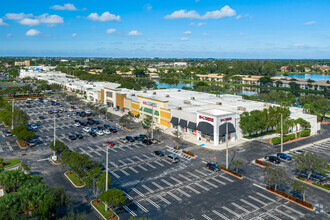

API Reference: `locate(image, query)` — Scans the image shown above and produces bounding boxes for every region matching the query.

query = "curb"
[64,171,85,188]
[294,177,330,193]
[16,140,28,149]
[49,157,62,165]
[90,200,119,220]
[4,162,22,171]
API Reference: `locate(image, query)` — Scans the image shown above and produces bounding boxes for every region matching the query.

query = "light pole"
[225,121,229,169]
[151,105,154,139]
[53,114,56,156]
[280,113,283,153]
[105,144,109,211]
[11,99,14,130]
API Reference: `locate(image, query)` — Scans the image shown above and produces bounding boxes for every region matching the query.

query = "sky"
[0,0,329,59]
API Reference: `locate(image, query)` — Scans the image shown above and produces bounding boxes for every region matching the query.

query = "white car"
[67,113,71,117]
[293,150,304,154]
[74,122,80,127]
[119,138,128,143]
[31,124,38,129]
[27,98,32,101]
[96,130,104,136]
[68,108,73,112]
[83,127,91,132]
[72,112,76,116]
[104,129,111,135]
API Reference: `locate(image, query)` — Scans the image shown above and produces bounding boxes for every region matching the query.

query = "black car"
[39,116,45,119]
[206,163,221,172]
[104,124,111,129]
[87,118,93,121]
[55,113,61,118]
[48,111,53,114]
[142,139,152,145]
[98,126,104,131]
[81,113,85,117]
[26,101,31,104]
[89,131,97,137]
[140,134,148,140]
[125,136,135,142]
[76,133,83,139]
[68,134,77,140]
[81,122,88,126]
[87,120,94,125]
[27,105,32,108]
[265,156,281,164]
[134,136,144,141]
[110,128,118,133]
[94,120,100,125]
[154,150,165,157]
[74,119,81,123]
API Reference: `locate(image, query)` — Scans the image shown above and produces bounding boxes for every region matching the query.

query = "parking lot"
[1,98,329,219]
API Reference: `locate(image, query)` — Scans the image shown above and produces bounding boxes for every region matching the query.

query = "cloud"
[236,15,242,20]
[0,18,9,26]
[183,31,192,35]
[240,32,246,36]
[5,13,33,20]
[128,30,143,36]
[202,33,209,36]
[197,22,206,27]
[6,33,12,38]
[72,33,77,37]
[25,29,40,36]
[189,22,195,26]
[87,12,120,22]
[144,4,152,11]
[38,14,64,24]
[19,18,40,26]
[50,4,78,11]
[180,37,189,41]
[304,21,316,25]
[164,5,236,20]
[292,44,309,48]
[106,28,116,34]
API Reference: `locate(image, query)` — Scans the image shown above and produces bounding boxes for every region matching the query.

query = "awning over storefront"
[154,110,160,116]
[170,117,179,125]
[179,119,187,127]
[197,122,214,135]
[143,107,153,114]
[219,123,236,136]
[187,122,196,130]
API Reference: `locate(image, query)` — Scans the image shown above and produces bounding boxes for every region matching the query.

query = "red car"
[106,141,115,146]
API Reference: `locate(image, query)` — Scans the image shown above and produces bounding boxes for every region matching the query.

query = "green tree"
[85,166,111,201]
[50,140,69,156]
[172,130,183,147]
[293,152,330,180]
[263,167,289,190]
[291,180,307,201]
[60,210,86,220]
[230,159,244,172]
[119,113,134,126]
[0,169,28,192]
[62,151,91,177]
[100,189,127,213]
[140,116,152,131]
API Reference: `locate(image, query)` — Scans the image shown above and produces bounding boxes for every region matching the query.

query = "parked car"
[89,131,97,137]
[26,105,32,108]
[106,141,115,146]
[298,172,327,182]
[94,120,100,125]
[66,113,71,117]
[104,129,111,135]
[4,131,12,137]
[53,110,58,113]
[206,163,221,172]
[119,138,128,143]
[293,150,304,154]
[104,124,111,129]
[72,112,76,116]
[134,136,144,141]
[55,113,61,118]
[31,124,38,129]
[74,119,81,123]
[140,134,148,140]
[27,139,36,147]
[74,122,81,127]
[125,136,135,142]
[48,111,53,114]
[68,134,77,140]
[166,154,180,163]
[87,120,94,125]
[265,156,281,164]
[110,128,118,133]
[83,127,91,132]
[97,126,104,131]
[277,153,292,160]
[39,116,45,119]
[142,139,152,145]
[154,150,165,157]
[96,130,104,136]
[81,122,88,126]
[76,133,83,139]
[150,139,159,144]
[91,127,98,132]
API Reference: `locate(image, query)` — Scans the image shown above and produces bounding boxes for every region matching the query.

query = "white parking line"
[8,146,13,151]
[125,146,133,150]
[118,147,125,151]
[232,202,250,214]
[222,206,241,218]
[151,182,164,190]
[157,195,171,205]
[264,212,281,220]
[248,196,268,206]
[146,163,156,169]
[219,174,234,182]
[123,205,137,217]
[95,145,104,152]
[153,160,164,167]
[162,159,172,164]
[212,210,230,220]
[176,188,191,197]
[146,198,160,209]
[170,177,182,184]
[129,167,139,173]
[110,148,118,152]
[80,148,93,157]
[194,182,209,191]
[134,201,148,213]
[275,208,296,220]
[132,188,145,197]
[195,169,207,176]
[120,169,130,176]
[240,199,259,210]
[109,162,118,167]
[211,177,226,185]
[138,165,148,171]
[161,179,173,187]
[87,146,101,156]
[142,184,154,193]
[134,156,144,161]
[124,192,133,200]
[6,141,10,146]
[256,192,277,202]
[167,192,181,201]
[203,180,218,188]
[281,204,304,216]
[178,174,191,181]
[202,214,213,220]
[142,154,151,159]
[109,171,120,179]
[185,185,200,194]
[189,172,200,179]
[118,160,127,165]
[126,158,135,163]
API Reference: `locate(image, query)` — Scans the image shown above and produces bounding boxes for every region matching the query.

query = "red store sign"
[199,115,214,122]
[220,117,232,122]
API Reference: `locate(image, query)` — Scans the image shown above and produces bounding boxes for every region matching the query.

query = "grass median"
[92,200,118,220]
[3,160,22,168]
[64,171,85,187]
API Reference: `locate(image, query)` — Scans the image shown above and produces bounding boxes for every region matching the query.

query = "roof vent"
[153,92,156,95]
[177,107,182,110]
[216,94,220,97]
[184,100,191,104]
[143,90,147,93]
[216,102,222,105]
[191,97,195,100]
[178,89,181,92]
[237,106,246,111]
[131,94,135,96]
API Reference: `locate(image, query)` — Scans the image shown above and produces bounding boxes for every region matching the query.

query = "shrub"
[300,129,311,137]
[285,134,295,141]
[217,164,242,177]
[271,137,281,145]
[255,159,270,167]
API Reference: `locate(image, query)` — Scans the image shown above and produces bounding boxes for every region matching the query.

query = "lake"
[276,74,330,81]
[156,81,193,89]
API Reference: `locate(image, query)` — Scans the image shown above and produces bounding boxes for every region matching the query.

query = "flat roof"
[199,109,233,116]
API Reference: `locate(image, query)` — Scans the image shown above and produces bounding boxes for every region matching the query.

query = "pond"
[276,74,330,81]
[156,80,193,89]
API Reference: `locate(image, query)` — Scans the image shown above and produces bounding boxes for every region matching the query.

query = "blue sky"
[0,0,329,58]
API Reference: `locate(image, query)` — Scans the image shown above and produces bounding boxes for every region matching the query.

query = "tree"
[293,152,330,180]
[62,151,91,177]
[259,76,273,86]
[119,113,134,126]
[230,159,244,172]
[0,169,28,192]
[129,217,152,220]
[50,140,69,156]
[291,180,307,201]
[263,167,289,190]
[140,116,152,131]
[60,210,86,220]
[172,130,183,147]
[100,189,127,213]
[85,167,111,201]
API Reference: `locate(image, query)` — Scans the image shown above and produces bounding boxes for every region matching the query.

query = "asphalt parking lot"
[1,98,329,219]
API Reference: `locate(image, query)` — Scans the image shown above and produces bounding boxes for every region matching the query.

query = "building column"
[214,123,219,146]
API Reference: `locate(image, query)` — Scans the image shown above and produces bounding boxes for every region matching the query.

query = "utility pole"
[151,105,154,138]
[105,144,109,211]
[11,99,14,130]
[280,113,283,153]
[53,114,56,156]
[226,121,229,169]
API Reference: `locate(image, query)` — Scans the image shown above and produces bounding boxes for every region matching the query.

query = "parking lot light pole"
[53,114,56,156]
[226,121,229,169]
[280,113,283,153]
[11,99,14,130]
[105,144,109,211]
[151,105,154,139]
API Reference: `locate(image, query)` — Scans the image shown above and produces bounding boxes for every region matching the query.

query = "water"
[276,74,330,81]
[237,91,258,96]
[156,81,193,89]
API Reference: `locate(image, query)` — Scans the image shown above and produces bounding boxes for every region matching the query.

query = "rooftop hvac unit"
[178,90,181,92]
[191,97,195,100]
[237,106,246,111]
[216,94,221,97]
[216,102,222,105]
[184,100,191,104]
[177,107,182,110]
[131,94,135,96]
[165,95,170,97]
[153,92,156,95]
[143,91,147,93]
